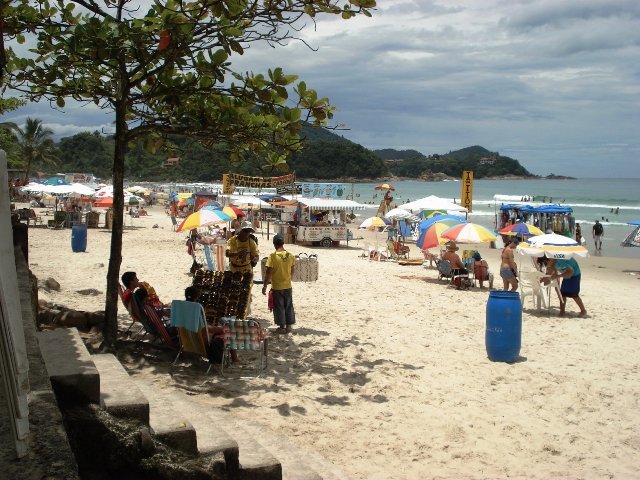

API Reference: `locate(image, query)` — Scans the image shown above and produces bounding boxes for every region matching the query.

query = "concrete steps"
[38,327,352,480]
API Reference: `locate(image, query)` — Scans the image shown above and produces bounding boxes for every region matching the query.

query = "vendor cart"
[296,224,347,247]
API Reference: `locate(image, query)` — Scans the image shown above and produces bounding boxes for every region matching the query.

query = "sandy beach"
[26,204,640,479]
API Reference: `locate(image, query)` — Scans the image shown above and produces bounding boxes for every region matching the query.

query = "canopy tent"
[401,195,467,214]
[296,198,367,211]
[228,194,271,208]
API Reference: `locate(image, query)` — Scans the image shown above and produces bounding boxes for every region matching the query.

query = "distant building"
[163,157,180,168]
[384,159,404,164]
[479,153,498,165]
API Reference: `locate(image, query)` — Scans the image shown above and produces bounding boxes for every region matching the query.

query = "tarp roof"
[499,203,573,213]
[296,198,367,211]
[401,195,467,213]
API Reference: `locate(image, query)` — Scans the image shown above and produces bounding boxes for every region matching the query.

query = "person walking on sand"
[262,234,296,333]
[499,239,519,291]
[548,258,587,317]
[592,220,604,250]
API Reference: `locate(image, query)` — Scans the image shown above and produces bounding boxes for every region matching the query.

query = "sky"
[3,0,640,178]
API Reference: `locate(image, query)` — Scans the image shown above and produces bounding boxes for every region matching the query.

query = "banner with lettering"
[222,173,296,194]
[461,171,473,213]
[299,183,347,198]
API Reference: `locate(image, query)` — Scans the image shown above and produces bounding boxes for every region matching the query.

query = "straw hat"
[239,220,255,233]
[445,241,459,252]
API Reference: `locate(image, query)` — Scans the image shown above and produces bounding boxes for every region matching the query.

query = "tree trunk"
[102,82,129,347]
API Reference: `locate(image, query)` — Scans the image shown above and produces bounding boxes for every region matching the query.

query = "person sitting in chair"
[472,252,492,289]
[442,241,468,276]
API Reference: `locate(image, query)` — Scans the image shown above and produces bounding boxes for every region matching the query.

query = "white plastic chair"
[519,271,548,312]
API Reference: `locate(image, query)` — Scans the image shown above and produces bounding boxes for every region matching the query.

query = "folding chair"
[142,304,177,348]
[221,319,268,377]
[118,284,156,340]
[171,300,215,374]
[472,261,494,289]
[436,258,454,283]
[170,215,178,231]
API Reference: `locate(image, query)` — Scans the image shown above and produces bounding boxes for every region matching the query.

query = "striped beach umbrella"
[498,223,544,237]
[517,233,589,259]
[176,209,232,232]
[417,222,452,250]
[441,223,497,244]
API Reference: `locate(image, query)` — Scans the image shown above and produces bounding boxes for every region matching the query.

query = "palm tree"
[2,118,58,180]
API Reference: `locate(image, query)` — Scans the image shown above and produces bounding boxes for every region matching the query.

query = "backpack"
[594,223,603,235]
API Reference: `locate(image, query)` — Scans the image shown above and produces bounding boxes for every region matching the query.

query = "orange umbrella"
[374,183,395,191]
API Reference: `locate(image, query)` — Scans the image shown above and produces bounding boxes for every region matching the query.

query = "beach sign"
[461,170,473,213]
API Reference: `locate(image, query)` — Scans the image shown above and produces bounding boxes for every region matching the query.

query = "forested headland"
[7,125,536,182]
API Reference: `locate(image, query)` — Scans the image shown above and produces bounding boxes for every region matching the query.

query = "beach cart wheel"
[320,237,332,248]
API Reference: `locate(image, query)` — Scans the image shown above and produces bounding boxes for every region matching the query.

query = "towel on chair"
[171,300,204,332]
[204,245,214,271]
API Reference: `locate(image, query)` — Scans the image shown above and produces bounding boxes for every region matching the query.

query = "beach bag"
[293,253,319,282]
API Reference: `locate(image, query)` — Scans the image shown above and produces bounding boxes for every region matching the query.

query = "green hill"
[38,127,531,181]
[376,145,534,179]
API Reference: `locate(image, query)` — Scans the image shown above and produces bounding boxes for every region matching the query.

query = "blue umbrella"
[628,221,640,225]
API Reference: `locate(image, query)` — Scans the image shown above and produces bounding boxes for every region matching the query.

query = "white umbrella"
[517,233,589,259]
[384,208,412,220]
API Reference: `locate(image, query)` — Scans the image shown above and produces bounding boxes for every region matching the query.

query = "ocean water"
[349,178,640,260]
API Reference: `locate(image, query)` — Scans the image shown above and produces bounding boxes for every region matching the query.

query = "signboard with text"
[299,183,347,198]
[461,170,473,212]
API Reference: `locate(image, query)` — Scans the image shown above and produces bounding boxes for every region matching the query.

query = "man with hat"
[226,221,259,273]
[442,241,468,276]
[262,234,296,333]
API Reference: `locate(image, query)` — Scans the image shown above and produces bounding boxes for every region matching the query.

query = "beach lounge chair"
[141,304,177,348]
[220,318,268,377]
[118,284,156,340]
[171,300,215,374]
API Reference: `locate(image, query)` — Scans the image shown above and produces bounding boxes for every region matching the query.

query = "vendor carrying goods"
[260,252,318,282]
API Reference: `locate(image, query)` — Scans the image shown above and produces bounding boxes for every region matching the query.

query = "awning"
[402,195,467,213]
[297,198,367,211]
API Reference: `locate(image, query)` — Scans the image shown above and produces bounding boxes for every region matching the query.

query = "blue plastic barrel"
[485,290,522,362]
[71,223,87,252]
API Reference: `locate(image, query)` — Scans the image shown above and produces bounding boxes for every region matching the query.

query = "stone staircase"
[36,327,351,480]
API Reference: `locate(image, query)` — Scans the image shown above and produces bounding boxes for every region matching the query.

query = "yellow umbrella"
[222,206,238,219]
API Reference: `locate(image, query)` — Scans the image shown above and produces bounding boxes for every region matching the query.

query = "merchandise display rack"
[192,269,253,324]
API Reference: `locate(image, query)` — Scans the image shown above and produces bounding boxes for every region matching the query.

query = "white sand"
[27,204,640,479]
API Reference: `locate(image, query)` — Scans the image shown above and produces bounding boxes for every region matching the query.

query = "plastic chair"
[171,300,214,374]
[519,271,549,312]
[220,318,268,377]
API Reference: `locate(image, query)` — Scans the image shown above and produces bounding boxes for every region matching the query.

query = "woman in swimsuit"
[499,239,519,291]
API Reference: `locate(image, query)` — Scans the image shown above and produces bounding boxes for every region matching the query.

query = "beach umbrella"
[621,225,640,247]
[202,205,239,220]
[441,223,497,244]
[418,214,466,233]
[359,216,392,230]
[498,223,544,237]
[384,208,412,220]
[374,183,395,191]
[226,205,245,216]
[517,233,589,259]
[417,222,452,250]
[176,209,232,232]
[202,200,222,209]
[628,220,640,225]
